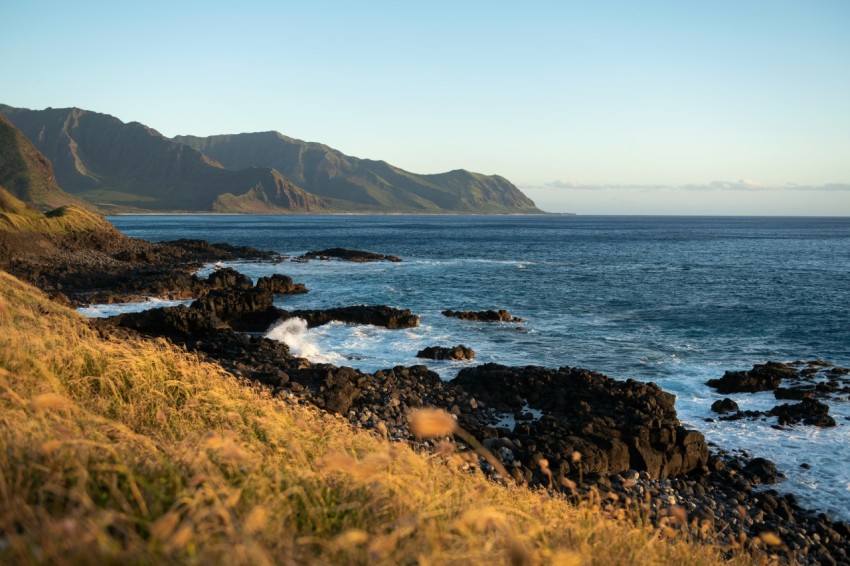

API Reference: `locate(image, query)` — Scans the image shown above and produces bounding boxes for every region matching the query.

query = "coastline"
[3,214,849,564]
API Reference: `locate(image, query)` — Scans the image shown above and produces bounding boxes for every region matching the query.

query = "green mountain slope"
[174,131,542,213]
[0,106,326,213]
[0,114,90,211]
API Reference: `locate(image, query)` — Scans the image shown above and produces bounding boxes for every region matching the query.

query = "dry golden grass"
[0,270,755,565]
[0,187,109,235]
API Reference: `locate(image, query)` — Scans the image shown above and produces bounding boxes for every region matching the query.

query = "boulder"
[320,366,365,414]
[742,457,784,485]
[711,398,739,414]
[416,345,475,361]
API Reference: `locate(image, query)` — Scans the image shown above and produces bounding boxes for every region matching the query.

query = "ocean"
[94,214,850,519]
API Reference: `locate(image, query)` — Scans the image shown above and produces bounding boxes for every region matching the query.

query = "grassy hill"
[0,186,112,236]
[175,131,542,213]
[0,114,92,212]
[0,271,743,564]
[0,106,326,213]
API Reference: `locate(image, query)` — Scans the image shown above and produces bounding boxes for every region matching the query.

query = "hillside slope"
[175,131,542,213]
[0,271,733,564]
[0,105,326,213]
[0,187,110,235]
[0,114,91,211]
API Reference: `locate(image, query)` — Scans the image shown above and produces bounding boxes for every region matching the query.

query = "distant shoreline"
[104,211,573,216]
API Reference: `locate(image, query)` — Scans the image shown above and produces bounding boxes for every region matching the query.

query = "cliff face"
[175,131,542,213]
[0,106,326,213]
[0,114,89,211]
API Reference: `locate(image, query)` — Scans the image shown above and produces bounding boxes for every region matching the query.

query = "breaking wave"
[266,318,343,364]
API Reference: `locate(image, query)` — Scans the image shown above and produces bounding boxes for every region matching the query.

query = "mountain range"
[0,104,541,214]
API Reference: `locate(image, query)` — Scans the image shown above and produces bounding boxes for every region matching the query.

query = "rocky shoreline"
[6,234,850,565]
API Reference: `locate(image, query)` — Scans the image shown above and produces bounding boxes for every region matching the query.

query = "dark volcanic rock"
[206,267,253,290]
[710,360,849,430]
[321,366,365,414]
[102,308,291,388]
[711,398,739,414]
[774,386,817,400]
[706,361,797,394]
[189,272,312,332]
[743,457,784,485]
[442,309,523,323]
[256,274,307,295]
[193,287,274,319]
[769,398,836,427]
[285,305,419,329]
[416,345,475,361]
[110,305,225,340]
[298,248,402,262]
[453,363,709,479]
[3,228,281,306]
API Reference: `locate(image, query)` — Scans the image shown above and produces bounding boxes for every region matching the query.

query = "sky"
[2,0,849,214]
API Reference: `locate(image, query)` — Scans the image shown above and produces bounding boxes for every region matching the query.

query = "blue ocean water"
[104,214,850,518]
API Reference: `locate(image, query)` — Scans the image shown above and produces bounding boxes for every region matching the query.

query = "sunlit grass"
[0,270,755,564]
[0,187,109,234]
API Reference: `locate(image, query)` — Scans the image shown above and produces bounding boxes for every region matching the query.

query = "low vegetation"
[0,271,752,564]
[0,188,111,235]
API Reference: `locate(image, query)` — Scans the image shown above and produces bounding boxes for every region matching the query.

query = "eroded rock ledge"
[707,360,849,428]
[454,364,709,480]
[442,309,523,323]
[297,248,402,262]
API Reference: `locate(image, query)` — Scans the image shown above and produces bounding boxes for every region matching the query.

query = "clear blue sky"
[3,0,849,214]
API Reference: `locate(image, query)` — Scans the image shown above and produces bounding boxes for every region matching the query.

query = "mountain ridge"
[0,105,326,213]
[174,130,541,213]
[1,104,541,214]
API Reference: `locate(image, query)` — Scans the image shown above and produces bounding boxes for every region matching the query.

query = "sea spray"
[266,318,343,364]
[76,298,193,318]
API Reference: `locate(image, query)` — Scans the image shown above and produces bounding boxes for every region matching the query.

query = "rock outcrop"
[442,309,523,323]
[297,248,402,262]
[256,273,307,294]
[283,305,420,329]
[709,361,848,428]
[416,345,475,361]
[707,361,798,393]
[710,398,739,414]
[454,364,709,481]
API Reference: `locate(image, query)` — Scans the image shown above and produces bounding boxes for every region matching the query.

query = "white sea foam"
[266,318,343,364]
[493,403,544,429]
[76,298,193,318]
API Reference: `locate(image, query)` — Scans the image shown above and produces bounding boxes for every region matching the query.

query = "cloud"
[523,180,850,192]
[682,180,768,191]
[540,180,667,191]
